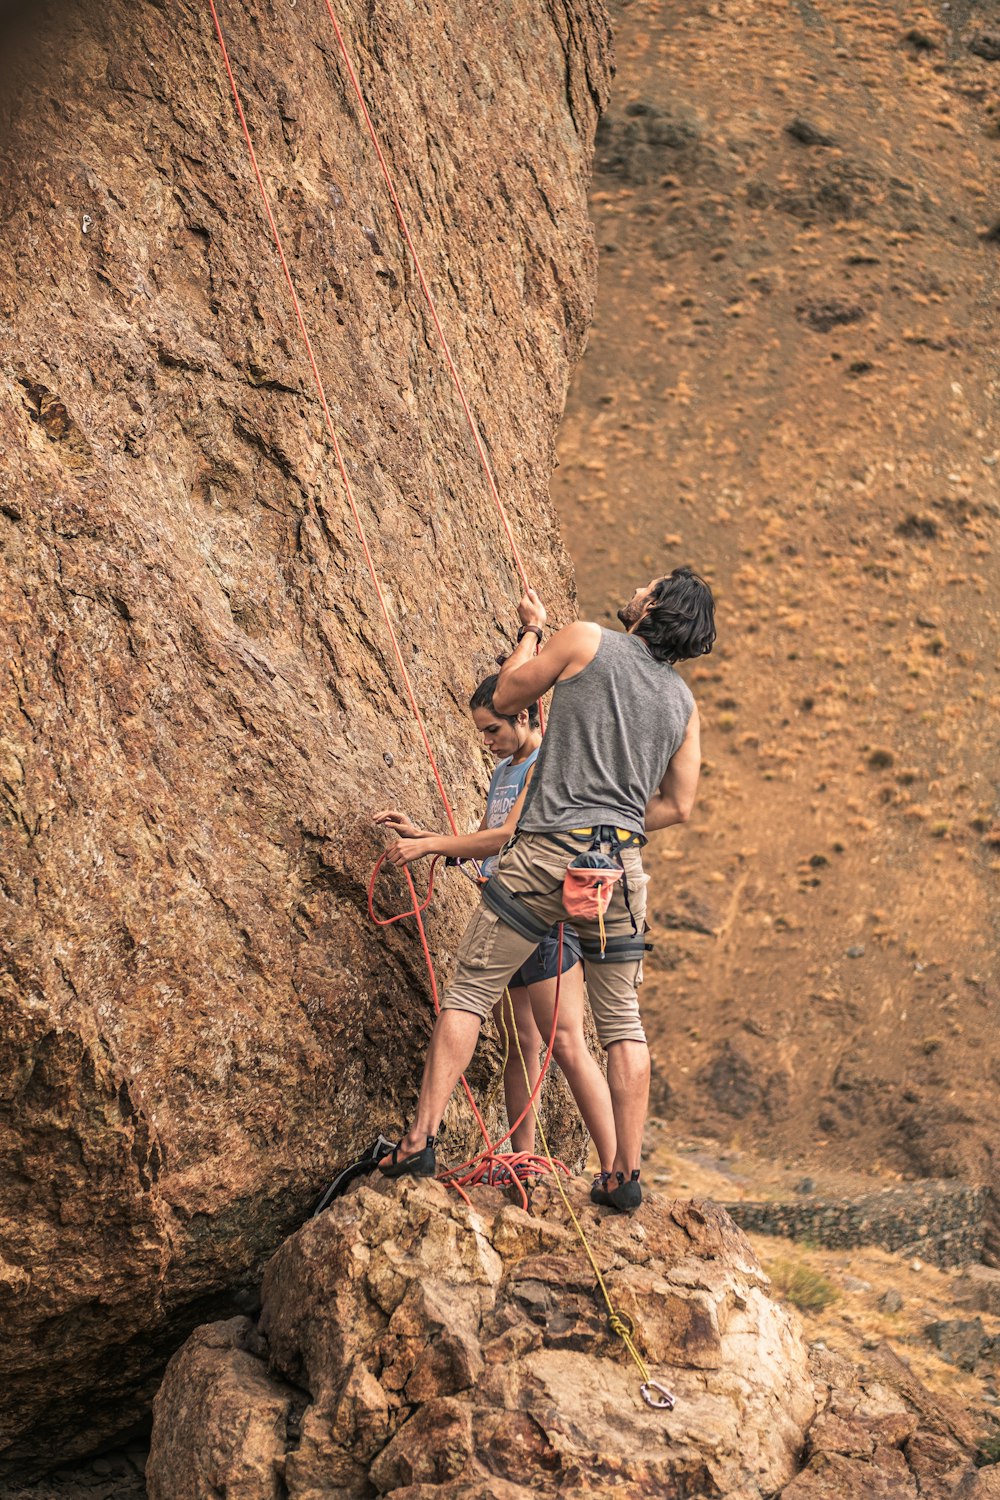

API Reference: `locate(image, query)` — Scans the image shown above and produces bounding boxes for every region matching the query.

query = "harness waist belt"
[568,825,646,849]
[482,876,552,944]
[578,933,653,962]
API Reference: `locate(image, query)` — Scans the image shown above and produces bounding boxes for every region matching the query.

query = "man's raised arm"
[493,590,600,715]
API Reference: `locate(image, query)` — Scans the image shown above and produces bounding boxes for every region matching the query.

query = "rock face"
[782,1342,978,1500]
[953,1265,1000,1317]
[148,1177,816,1498]
[0,0,610,1469]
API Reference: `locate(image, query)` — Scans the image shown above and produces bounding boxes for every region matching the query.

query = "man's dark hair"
[469,673,541,728]
[634,566,716,663]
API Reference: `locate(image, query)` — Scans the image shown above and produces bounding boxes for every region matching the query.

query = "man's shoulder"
[555,619,603,651]
[551,619,603,677]
[673,667,697,706]
[557,618,603,639]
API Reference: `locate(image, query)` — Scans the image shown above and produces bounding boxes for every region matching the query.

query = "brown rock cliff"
[0,0,610,1469]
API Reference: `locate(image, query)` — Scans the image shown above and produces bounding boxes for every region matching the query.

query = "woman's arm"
[385,771,534,867]
[375,808,493,839]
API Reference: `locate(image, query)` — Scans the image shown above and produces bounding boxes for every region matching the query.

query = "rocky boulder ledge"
[148,1178,816,1499]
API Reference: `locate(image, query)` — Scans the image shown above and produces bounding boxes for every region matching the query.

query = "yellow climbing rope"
[479,996,511,1121]
[500,987,676,1412]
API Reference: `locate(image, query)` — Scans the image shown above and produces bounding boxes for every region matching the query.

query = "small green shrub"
[767,1258,840,1314]
[975,1434,1000,1468]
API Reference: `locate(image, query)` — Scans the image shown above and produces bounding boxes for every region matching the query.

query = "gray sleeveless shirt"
[518,628,695,837]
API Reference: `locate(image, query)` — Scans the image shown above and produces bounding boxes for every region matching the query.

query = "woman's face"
[471,705,521,759]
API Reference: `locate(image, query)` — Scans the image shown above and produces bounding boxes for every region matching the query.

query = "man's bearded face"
[617,577,662,628]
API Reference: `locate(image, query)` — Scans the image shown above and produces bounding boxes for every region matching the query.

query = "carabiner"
[640,1380,676,1411]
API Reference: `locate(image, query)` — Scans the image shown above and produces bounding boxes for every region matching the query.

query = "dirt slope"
[553,0,1000,1185]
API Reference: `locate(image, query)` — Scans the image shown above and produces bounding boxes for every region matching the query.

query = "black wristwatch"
[516,624,544,643]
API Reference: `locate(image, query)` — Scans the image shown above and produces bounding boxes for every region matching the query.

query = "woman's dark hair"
[634,566,716,664]
[469,673,541,728]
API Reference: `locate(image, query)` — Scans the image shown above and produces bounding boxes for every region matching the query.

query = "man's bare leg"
[390,1009,482,1160]
[606,1040,650,1178]
[528,966,617,1174]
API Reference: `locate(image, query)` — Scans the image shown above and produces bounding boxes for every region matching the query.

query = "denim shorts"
[509,922,583,989]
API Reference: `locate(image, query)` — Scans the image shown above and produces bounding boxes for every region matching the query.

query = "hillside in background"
[3,0,1000,1491]
[553,0,999,1187]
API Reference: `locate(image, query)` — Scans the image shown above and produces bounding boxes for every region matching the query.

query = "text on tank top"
[482,747,539,876]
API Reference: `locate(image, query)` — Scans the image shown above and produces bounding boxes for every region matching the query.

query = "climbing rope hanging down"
[368,868,570,1206]
[317,0,532,594]
[208,0,670,1406]
[317,0,545,741]
[310,0,573,1192]
[205,0,557,1209]
[502,989,676,1412]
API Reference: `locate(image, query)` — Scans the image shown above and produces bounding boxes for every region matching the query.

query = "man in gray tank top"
[380,567,715,1213]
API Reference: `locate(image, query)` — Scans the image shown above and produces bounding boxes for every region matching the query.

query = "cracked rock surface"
[0,0,610,1470]
[782,1341,980,1500]
[148,1178,816,1499]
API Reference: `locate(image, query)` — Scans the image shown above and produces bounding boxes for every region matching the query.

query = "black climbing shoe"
[608,1169,642,1214]
[313,1132,397,1215]
[379,1135,437,1180]
[590,1171,614,1207]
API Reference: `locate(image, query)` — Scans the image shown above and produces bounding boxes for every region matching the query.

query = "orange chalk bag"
[561,851,623,951]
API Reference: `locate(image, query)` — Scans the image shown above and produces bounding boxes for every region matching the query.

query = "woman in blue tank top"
[375,674,615,1179]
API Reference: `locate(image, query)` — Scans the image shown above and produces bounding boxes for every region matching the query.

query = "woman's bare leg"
[492,986,543,1155]
[527,963,617,1174]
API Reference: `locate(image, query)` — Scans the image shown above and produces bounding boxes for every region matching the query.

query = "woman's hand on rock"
[374,808,422,839]
[386,836,435,866]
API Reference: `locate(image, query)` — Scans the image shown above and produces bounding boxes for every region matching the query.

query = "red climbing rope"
[369,855,568,1207]
[317,0,547,737]
[207,0,562,1204]
[207,0,459,837]
[317,0,532,594]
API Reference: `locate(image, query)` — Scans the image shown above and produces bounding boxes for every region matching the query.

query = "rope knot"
[608,1312,634,1340]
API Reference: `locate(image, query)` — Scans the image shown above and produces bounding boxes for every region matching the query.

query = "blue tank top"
[482,749,539,876]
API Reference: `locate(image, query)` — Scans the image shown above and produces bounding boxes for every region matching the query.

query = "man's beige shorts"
[442,832,649,1048]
